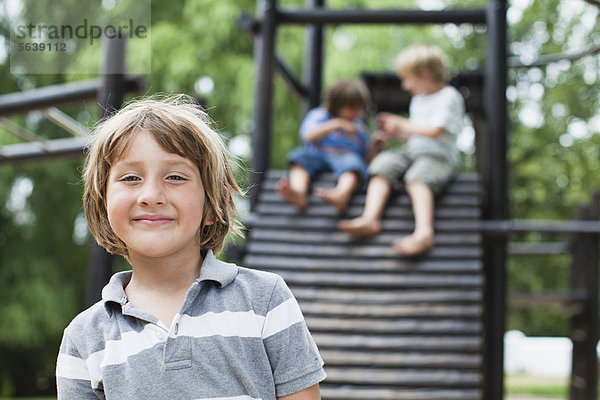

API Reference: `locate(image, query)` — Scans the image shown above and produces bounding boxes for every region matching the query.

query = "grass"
[1,377,598,400]
[506,374,600,399]
[506,374,568,398]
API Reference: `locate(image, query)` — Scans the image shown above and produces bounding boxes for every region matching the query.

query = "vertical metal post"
[569,194,599,400]
[483,1,508,400]
[302,0,324,114]
[250,0,278,210]
[86,36,126,306]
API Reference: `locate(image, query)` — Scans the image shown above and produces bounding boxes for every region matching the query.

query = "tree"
[1,0,600,395]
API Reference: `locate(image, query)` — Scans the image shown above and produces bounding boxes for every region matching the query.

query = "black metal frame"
[482,200,600,400]
[569,194,599,400]
[0,76,145,118]
[482,2,508,399]
[277,8,487,25]
[248,3,507,399]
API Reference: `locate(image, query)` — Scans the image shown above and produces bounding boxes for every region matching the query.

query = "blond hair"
[83,94,244,257]
[396,44,449,84]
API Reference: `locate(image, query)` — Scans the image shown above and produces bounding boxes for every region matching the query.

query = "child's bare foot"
[313,187,352,213]
[276,178,307,209]
[338,217,381,236]
[392,232,434,256]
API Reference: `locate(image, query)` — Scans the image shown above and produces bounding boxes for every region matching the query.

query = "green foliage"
[505,0,600,337]
[1,0,600,395]
[0,161,87,396]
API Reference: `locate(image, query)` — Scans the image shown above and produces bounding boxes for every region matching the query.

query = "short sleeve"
[56,330,105,400]
[261,276,326,397]
[299,108,329,141]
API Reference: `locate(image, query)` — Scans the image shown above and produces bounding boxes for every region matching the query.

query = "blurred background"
[0,0,599,397]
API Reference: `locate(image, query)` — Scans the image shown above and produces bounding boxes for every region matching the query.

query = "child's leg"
[392,155,454,256]
[314,171,359,212]
[392,181,435,256]
[277,164,310,209]
[314,152,367,212]
[338,174,391,236]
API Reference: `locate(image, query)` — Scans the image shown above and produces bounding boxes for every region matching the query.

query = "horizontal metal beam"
[277,8,487,25]
[482,219,600,235]
[0,75,146,116]
[508,290,588,307]
[0,136,87,164]
[508,241,570,256]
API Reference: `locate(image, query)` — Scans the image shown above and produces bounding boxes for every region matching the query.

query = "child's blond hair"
[396,44,449,84]
[83,95,244,257]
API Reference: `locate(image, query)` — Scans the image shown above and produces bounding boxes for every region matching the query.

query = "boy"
[56,96,326,399]
[277,79,385,212]
[339,44,465,256]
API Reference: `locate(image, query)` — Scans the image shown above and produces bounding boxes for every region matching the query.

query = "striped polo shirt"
[56,251,326,399]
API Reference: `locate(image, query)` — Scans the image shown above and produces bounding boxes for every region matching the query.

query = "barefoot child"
[277,79,385,212]
[339,44,465,256]
[56,96,325,399]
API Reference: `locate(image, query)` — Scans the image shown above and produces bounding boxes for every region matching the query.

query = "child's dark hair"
[322,79,370,117]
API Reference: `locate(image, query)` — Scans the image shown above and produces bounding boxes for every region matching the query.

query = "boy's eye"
[121,175,140,182]
[167,175,186,181]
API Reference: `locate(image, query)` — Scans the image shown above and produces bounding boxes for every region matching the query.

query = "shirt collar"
[101,250,238,315]
[101,270,132,316]
[198,250,239,288]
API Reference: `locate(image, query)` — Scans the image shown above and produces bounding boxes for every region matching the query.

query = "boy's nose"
[137,181,166,205]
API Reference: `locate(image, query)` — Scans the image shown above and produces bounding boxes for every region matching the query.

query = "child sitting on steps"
[277,79,386,212]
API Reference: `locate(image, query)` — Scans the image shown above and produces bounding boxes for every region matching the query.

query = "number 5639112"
[17,42,66,51]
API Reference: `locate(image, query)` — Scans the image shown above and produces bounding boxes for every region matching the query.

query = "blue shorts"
[288,147,368,181]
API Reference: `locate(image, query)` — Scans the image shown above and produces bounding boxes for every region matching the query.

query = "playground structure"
[237,1,599,399]
[0,1,598,399]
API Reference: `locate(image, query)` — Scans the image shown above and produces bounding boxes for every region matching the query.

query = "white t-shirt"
[406,85,465,166]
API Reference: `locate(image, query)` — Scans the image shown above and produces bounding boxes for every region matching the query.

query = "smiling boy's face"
[105,131,208,261]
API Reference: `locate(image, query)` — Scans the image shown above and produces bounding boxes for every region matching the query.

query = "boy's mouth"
[133,214,174,225]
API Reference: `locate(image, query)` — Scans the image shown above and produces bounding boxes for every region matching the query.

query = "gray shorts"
[368,149,456,195]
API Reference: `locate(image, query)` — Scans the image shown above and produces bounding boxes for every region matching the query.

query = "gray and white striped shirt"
[56,251,326,399]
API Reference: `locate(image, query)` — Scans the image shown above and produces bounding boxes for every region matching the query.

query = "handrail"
[277,8,487,25]
[481,219,600,234]
[0,75,146,116]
